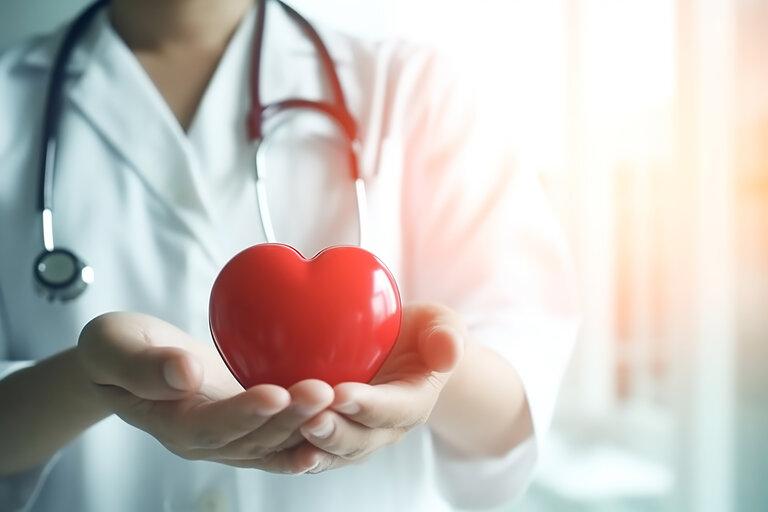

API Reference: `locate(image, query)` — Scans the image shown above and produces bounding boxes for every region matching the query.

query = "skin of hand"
[77,312,332,474]
[292,303,467,473]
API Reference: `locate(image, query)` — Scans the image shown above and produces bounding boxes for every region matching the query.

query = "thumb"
[78,314,204,401]
[93,345,203,401]
[418,324,465,374]
[127,346,204,400]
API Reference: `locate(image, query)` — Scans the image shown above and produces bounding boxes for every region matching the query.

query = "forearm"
[428,341,532,458]
[0,348,111,475]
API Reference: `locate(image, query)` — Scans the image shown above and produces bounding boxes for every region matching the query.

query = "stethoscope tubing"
[33,0,367,301]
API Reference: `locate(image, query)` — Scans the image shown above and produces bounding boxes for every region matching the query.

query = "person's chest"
[0,5,415,360]
[0,72,406,364]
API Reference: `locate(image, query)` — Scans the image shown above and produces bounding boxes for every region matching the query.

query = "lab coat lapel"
[183,2,312,245]
[185,8,255,227]
[64,13,226,267]
[41,2,358,269]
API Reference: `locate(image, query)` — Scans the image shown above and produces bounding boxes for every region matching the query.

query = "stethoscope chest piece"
[34,248,93,302]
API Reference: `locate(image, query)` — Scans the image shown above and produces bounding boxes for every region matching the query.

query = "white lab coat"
[0,3,578,511]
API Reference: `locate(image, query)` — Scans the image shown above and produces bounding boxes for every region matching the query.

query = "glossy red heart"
[209,244,402,388]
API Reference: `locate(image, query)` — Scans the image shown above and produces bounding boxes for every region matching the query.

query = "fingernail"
[306,419,334,439]
[429,326,461,343]
[301,461,320,475]
[163,357,198,391]
[334,401,360,415]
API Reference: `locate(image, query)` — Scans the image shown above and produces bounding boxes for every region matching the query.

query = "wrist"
[427,341,532,458]
[426,339,477,434]
[0,347,114,474]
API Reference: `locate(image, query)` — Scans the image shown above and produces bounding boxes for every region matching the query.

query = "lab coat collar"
[14,2,354,267]
[15,16,97,75]
[17,7,232,267]
[71,11,228,268]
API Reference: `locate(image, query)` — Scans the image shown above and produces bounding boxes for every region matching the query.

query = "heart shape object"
[209,244,402,388]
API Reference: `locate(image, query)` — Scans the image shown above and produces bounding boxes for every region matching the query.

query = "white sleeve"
[0,286,57,512]
[399,51,579,508]
[0,285,31,380]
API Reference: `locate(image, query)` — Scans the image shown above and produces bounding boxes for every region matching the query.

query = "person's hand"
[76,312,330,474]
[296,303,466,473]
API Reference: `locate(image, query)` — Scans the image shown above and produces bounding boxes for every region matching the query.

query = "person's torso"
[0,3,448,511]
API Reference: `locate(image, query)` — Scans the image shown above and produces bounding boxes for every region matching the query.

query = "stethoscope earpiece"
[33,248,93,302]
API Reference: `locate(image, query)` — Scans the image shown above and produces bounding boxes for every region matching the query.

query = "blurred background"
[2,1,765,511]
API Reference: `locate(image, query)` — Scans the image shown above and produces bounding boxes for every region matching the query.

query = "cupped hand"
[77,312,330,474]
[297,303,466,473]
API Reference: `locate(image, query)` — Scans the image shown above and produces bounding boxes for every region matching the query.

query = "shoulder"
[315,24,473,142]
[324,26,460,94]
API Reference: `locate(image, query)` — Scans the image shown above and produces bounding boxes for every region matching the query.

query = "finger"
[92,384,152,416]
[301,411,396,460]
[243,379,334,446]
[272,430,305,453]
[99,345,202,401]
[79,316,203,400]
[113,384,289,454]
[210,441,322,475]
[331,380,435,429]
[214,379,333,458]
[308,455,356,474]
[175,384,291,449]
[419,326,463,374]
[305,446,355,474]
[417,311,465,374]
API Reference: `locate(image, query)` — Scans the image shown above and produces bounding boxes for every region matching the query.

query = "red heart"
[209,244,402,388]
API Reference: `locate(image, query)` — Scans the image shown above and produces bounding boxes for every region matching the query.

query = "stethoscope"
[34,0,367,302]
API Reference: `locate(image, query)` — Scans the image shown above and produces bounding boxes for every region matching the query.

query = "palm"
[370,305,449,386]
[311,303,465,475]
